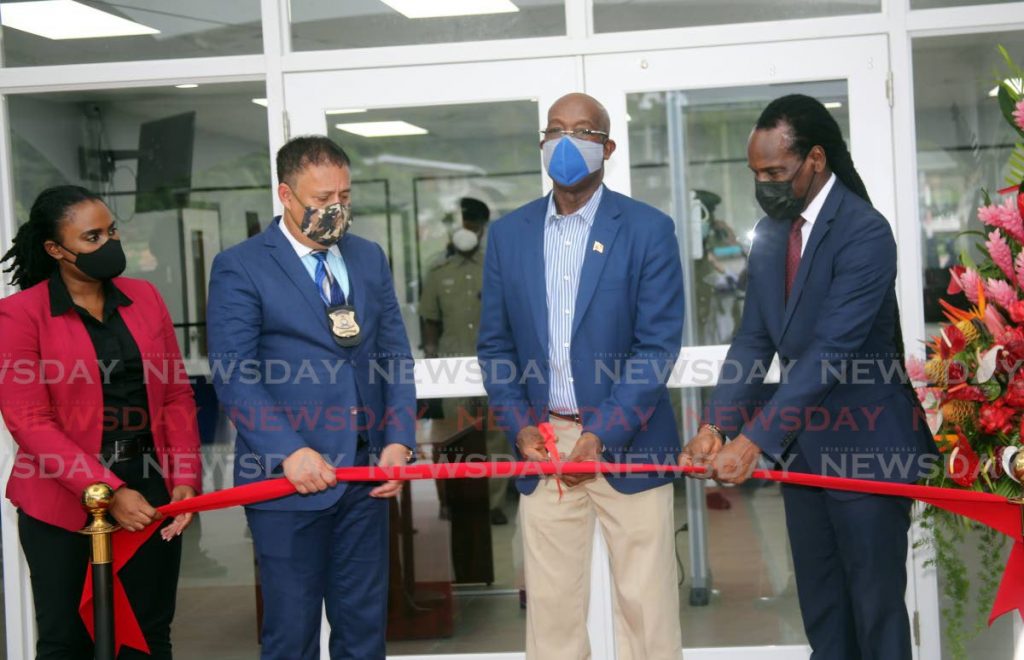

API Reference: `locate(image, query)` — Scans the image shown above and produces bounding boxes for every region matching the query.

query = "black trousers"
[18,455,182,660]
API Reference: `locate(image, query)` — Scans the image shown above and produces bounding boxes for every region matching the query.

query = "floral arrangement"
[910,46,1024,659]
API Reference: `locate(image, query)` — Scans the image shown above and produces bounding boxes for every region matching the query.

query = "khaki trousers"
[520,416,682,660]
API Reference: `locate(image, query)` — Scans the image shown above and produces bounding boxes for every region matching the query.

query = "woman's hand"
[161,485,197,541]
[109,487,161,532]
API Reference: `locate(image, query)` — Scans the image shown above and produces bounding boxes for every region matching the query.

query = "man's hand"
[562,432,603,487]
[283,447,338,495]
[516,426,550,462]
[109,487,161,532]
[711,434,762,485]
[371,443,412,498]
[161,485,197,541]
[679,425,724,477]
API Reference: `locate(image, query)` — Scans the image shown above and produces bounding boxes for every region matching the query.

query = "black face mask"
[754,156,817,221]
[61,238,127,281]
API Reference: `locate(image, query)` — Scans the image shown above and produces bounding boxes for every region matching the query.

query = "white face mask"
[451,227,480,253]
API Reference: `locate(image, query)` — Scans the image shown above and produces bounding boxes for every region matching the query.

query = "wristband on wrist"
[701,423,725,441]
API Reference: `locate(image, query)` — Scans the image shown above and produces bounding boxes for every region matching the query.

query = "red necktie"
[785,217,806,301]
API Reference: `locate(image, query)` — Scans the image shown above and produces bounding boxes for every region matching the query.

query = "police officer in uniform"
[421,198,509,525]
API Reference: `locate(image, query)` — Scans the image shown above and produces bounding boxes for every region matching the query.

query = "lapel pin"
[593,241,604,254]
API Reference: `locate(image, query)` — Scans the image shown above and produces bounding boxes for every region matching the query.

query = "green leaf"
[997,85,1024,139]
[1006,144,1024,187]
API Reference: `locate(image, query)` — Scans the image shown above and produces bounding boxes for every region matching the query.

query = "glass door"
[584,35,929,659]
[285,58,584,658]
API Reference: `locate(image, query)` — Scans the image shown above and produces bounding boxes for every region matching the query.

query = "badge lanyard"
[315,254,361,347]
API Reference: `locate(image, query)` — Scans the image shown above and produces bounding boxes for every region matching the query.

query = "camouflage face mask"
[298,202,352,247]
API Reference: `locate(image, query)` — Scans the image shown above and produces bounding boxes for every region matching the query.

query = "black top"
[48,271,151,446]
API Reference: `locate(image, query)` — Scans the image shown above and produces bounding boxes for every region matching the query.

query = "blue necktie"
[312,251,345,306]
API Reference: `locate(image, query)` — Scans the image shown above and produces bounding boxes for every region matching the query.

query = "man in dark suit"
[681,95,939,660]
[478,93,684,659]
[207,136,416,659]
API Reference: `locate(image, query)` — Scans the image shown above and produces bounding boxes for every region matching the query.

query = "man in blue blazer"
[207,136,416,660]
[478,93,684,659]
[682,95,939,660]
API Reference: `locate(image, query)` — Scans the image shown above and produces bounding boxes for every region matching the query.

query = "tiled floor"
[0,468,1016,658]
[167,479,810,657]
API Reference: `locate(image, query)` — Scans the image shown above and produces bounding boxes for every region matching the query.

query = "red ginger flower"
[979,401,1017,435]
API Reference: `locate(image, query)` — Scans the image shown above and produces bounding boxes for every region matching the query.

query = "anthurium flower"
[942,324,967,356]
[1000,326,1024,363]
[948,265,967,295]
[948,441,981,487]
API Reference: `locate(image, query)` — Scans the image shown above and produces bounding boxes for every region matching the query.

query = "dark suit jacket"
[709,179,939,487]
[206,219,416,511]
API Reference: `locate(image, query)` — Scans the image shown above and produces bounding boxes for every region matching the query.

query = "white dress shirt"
[543,185,604,413]
[797,173,836,255]
[278,217,350,298]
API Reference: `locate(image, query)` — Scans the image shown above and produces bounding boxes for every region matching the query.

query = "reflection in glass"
[0,0,263,66]
[290,0,565,51]
[627,82,850,649]
[627,82,849,346]
[388,408,522,656]
[8,82,273,362]
[913,32,1024,658]
[915,33,1024,343]
[911,0,1018,7]
[6,80,272,657]
[326,100,543,357]
[593,0,878,33]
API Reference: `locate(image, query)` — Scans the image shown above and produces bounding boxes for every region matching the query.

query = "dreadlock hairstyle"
[755,94,871,205]
[1,185,103,290]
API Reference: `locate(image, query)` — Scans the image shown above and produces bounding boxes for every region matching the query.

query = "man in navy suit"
[478,93,684,659]
[681,95,939,660]
[207,136,416,660]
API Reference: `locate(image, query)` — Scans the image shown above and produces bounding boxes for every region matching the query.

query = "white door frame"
[583,34,933,660]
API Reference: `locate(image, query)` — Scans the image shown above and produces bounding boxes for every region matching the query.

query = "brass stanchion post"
[80,483,118,660]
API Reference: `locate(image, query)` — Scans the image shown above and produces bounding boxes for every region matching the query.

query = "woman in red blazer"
[0,186,202,660]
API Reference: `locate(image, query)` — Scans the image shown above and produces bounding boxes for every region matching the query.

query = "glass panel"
[912,31,1024,657]
[915,32,1024,338]
[0,0,263,67]
[389,397,523,655]
[628,82,851,649]
[289,0,565,51]
[593,0,879,33]
[7,81,272,656]
[912,0,1019,8]
[8,81,272,361]
[627,81,849,346]
[325,100,543,358]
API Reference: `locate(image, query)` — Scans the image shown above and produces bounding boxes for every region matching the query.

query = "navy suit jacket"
[207,219,416,511]
[709,180,938,487]
[477,187,685,495]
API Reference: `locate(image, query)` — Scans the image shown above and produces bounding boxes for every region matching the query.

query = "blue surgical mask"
[542,136,606,187]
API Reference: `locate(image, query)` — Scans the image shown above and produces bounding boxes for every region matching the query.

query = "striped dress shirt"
[544,185,604,413]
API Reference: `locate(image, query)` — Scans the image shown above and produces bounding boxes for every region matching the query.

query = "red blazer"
[0,276,202,531]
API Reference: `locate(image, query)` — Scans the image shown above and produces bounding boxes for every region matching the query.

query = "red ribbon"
[539,422,564,499]
[81,459,1024,655]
